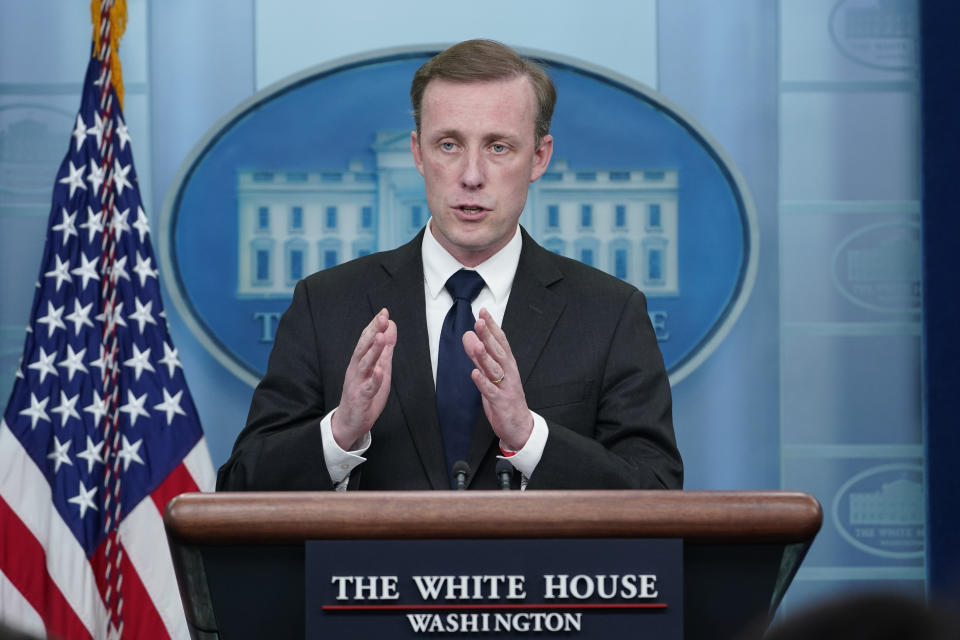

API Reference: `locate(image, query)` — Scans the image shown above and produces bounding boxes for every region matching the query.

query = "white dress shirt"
[320,220,548,487]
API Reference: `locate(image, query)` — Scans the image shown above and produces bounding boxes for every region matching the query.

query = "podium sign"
[306,538,683,638]
[164,491,822,639]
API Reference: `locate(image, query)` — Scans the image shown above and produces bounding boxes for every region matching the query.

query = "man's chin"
[440,235,501,266]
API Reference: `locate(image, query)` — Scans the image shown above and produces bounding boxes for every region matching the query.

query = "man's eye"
[440,142,456,151]
[491,144,507,153]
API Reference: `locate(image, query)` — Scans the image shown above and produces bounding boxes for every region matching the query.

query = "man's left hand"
[462,308,533,451]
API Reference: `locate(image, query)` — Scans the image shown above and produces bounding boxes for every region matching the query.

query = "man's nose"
[460,149,485,189]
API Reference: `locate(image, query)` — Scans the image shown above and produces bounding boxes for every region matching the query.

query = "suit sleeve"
[526,289,683,490]
[216,280,337,491]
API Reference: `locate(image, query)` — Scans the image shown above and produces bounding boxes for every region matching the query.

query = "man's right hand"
[331,308,397,450]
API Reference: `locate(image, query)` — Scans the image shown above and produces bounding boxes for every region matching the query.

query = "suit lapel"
[501,232,567,385]
[368,233,449,490]
[466,230,566,483]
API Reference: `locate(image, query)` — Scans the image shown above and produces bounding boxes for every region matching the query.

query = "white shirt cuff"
[320,407,370,484]
[498,411,548,479]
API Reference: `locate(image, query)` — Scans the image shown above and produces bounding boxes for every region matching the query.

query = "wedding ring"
[491,372,505,385]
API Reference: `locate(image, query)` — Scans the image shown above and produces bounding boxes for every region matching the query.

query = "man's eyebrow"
[429,128,462,140]
[427,129,521,143]
[484,132,520,143]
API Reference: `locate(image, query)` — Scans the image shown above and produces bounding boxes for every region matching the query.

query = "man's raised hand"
[331,308,397,449]
[462,308,533,451]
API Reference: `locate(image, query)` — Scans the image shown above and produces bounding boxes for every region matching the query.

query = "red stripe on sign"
[323,602,669,611]
[150,462,200,516]
[0,496,93,640]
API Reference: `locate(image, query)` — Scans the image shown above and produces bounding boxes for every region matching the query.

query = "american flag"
[0,4,214,639]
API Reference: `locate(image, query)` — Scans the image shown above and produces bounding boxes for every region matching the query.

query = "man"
[217,40,682,491]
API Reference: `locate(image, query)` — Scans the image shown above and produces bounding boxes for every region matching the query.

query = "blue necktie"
[436,269,486,486]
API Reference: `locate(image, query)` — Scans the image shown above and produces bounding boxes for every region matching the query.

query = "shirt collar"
[422,219,522,302]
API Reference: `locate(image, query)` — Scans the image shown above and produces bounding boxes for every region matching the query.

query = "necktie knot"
[445,269,485,302]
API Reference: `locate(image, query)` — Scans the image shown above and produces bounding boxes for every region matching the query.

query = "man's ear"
[410,131,425,177]
[529,134,554,183]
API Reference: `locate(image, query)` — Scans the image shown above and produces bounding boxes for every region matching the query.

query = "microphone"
[452,461,471,490]
[496,458,513,490]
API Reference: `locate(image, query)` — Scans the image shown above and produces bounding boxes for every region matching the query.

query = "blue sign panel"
[305,538,682,638]
[160,47,756,387]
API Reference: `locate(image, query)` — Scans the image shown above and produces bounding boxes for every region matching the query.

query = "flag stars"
[155,388,187,426]
[50,391,81,427]
[123,344,156,380]
[109,206,130,241]
[64,299,95,335]
[113,159,133,196]
[87,160,106,194]
[77,435,105,473]
[132,206,150,242]
[133,252,157,286]
[68,480,98,518]
[158,342,182,377]
[58,345,88,381]
[95,300,127,332]
[84,390,108,427]
[10,45,207,546]
[44,255,73,293]
[108,254,131,284]
[86,111,106,149]
[51,208,79,244]
[71,114,87,151]
[47,436,73,473]
[120,390,150,426]
[89,345,109,380]
[58,161,87,199]
[80,206,104,243]
[19,393,50,430]
[116,116,131,150]
[128,298,157,334]
[36,302,66,337]
[27,347,59,382]
[118,436,145,471]
[71,252,100,290]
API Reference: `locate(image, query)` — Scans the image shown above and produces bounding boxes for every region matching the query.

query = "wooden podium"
[164,491,821,639]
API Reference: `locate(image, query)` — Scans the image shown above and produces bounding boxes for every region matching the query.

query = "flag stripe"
[0,421,107,638]
[88,533,172,640]
[0,570,47,638]
[118,540,173,640]
[183,438,216,492]
[0,497,94,640]
[150,461,200,516]
[122,492,189,639]
[1,420,211,640]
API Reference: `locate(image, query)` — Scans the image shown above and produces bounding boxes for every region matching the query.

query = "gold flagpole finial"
[90,0,128,108]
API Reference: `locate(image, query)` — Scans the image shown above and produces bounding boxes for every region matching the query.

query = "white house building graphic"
[236,132,679,298]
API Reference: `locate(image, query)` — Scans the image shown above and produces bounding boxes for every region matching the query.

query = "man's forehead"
[419,76,537,130]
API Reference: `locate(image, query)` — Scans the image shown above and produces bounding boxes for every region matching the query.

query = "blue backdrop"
[0,0,942,613]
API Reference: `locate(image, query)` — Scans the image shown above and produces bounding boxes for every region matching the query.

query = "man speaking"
[216,40,683,491]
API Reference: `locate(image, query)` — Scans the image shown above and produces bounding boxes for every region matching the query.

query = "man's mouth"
[459,206,486,215]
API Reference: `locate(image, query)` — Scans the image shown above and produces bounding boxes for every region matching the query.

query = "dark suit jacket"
[217,228,682,491]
